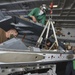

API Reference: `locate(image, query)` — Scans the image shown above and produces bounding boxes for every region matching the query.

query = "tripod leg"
[45,21,51,40]
[36,20,49,47]
[49,42,56,50]
[51,21,59,47]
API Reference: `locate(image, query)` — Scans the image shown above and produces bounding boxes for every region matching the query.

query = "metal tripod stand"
[36,18,59,49]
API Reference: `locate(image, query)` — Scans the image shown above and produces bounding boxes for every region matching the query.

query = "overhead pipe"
[0,0,40,6]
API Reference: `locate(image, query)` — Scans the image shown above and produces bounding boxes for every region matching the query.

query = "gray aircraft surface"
[0,11,75,75]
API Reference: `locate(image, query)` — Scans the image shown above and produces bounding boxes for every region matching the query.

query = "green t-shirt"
[28,8,46,25]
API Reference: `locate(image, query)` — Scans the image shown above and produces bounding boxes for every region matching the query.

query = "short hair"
[8,28,18,33]
[46,39,50,43]
[8,28,18,37]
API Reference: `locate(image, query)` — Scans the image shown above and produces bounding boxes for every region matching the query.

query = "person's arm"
[28,8,37,22]
[30,16,37,22]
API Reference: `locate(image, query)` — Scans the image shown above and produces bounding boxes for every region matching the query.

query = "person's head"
[40,4,48,13]
[46,39,51,47]
[6,29,18,39]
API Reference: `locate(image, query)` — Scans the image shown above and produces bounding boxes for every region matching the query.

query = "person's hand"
[31,16,37,23]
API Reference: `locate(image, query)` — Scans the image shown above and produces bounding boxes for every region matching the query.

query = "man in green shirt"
[28,4,47,25]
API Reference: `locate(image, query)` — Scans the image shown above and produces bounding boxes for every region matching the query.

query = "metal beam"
[54,19,75,22]
[60,0,67,16]
[0,0,41,6]
[67,0,75,16]
[47,14,75,17]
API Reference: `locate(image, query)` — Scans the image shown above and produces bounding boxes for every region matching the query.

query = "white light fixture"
[53,5,58,7]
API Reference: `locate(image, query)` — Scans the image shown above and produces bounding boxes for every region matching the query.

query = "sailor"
[39,39,52,49]
[43,39,52,49]
[28,4,48,25]
[65,47,75,75]
[0,28,18,43]
[65,61,75,75]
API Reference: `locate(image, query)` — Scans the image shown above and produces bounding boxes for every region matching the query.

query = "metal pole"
[36,20,49,47]
[45,20,51,40]
[51,21,58,46]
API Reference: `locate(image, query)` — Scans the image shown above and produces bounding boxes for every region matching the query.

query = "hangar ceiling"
[0,0,75,28]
